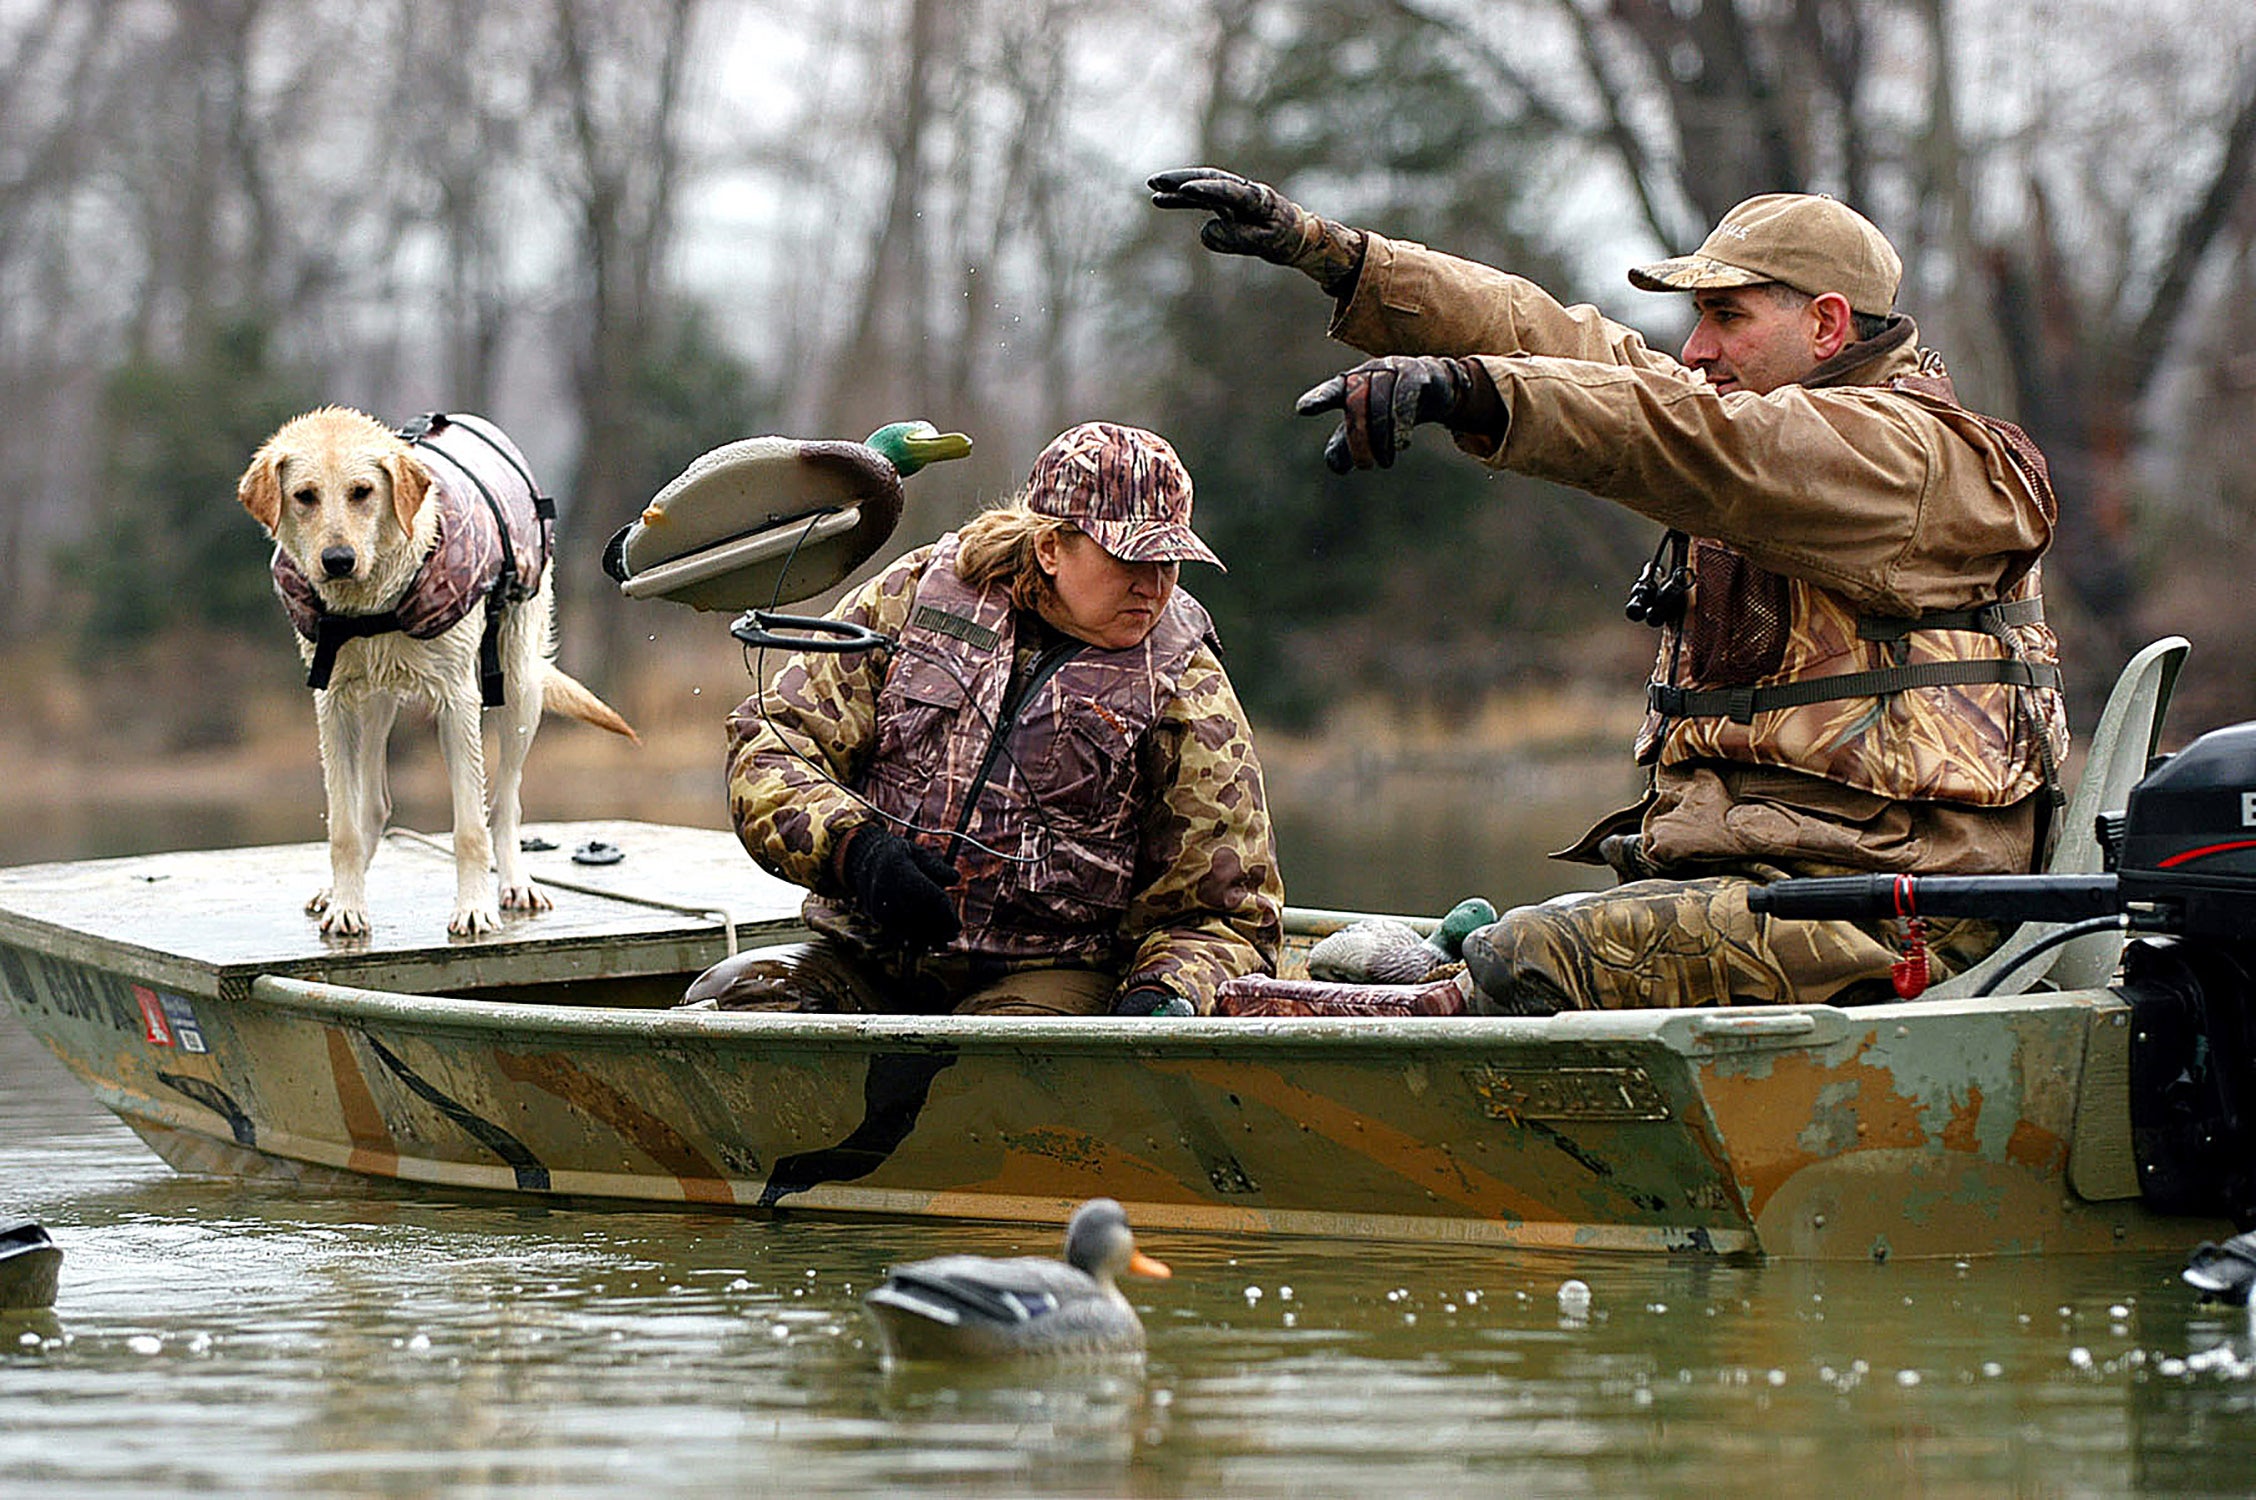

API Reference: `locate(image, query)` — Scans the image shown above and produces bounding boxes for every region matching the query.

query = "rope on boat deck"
[382,828,742,957]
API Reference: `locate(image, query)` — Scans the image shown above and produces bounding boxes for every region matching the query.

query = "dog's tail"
[541,664,641,744]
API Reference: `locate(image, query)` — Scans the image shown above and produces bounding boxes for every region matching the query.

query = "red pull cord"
[1890,873,1930,999]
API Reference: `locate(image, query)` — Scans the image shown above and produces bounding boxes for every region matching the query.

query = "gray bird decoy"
[2183,1231,2256,1306]
[863,1197,1171,1362]
[0,1221,61,1311]
[1307,896,1498,985]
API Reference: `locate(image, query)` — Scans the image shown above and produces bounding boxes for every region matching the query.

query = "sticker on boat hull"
[134,985,173,1046]
[162,994,204,1052]
[133,985,207,1052]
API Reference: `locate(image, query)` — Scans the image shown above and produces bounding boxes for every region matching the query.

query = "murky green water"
[8,1005,2256,1496]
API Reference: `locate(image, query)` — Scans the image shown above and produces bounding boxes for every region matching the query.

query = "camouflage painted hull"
[0,823,2218,1259]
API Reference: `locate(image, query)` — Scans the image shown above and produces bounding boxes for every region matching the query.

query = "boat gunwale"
[243,971,2122,1056]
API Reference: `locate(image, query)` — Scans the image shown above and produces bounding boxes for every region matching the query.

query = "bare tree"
[0,0,129,633]
[1949,14,2256,662]
[378,2,548,411]
[544,0,706,673]
[778,0,1148,527]
[821,0,951,439]
[1541,0,2256,678]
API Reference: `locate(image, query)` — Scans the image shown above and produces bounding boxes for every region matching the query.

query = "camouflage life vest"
[271,413,553,705]
[808,532,1213,967]
[1636,380,2069,810]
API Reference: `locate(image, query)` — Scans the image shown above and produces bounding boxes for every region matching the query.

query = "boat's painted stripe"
[758,1050,961,1207]
[492,1048,737,1205]
[1149,1056,1573,1226]
[363,1036,550,1190]
[155,1071,257,1146]
[326,1026,401,1178]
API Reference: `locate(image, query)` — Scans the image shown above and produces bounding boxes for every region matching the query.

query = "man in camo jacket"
[715,421,1282,1017]
[1152,172,2068,1013]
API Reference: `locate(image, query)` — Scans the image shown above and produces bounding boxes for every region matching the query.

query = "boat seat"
[1925,635,2190,999]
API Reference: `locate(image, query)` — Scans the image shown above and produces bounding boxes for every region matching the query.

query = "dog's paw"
[318,904,370,939]
[306,889,331,915]
[448,904,502,938]
[499,883,554,915]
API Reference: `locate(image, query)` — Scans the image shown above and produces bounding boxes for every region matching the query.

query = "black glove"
[1148,166,1306,259]
[1112,986,1197,1018]
[841,826,961,949]
[1147,166,1366,293]
[1295,355,1479,473]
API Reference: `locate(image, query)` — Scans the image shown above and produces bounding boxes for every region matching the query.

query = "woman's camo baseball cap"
[1628,193,1903,318]
[1025,422,1224,570]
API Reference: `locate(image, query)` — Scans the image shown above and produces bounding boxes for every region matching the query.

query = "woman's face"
[1032,528,1178,650]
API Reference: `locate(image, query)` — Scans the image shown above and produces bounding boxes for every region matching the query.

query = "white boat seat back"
[1925,635,2190,999]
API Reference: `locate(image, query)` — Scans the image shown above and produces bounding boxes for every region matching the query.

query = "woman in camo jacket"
[702,421,1283,1018]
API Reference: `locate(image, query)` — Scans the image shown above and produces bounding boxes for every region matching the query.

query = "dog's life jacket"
[271,413,556,705]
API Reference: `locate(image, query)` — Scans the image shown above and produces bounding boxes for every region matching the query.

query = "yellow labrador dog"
[239,406,636,939]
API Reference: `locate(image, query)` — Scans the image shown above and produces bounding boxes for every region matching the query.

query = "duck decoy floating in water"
[2183,1231,2256,1306]
[0,1221,61,1311]
[864,1198,1171,1363]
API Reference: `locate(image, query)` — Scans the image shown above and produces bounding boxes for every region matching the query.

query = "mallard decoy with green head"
[1306,896,1498,985]
[863,1197,1171,1363]
[604,420,972,611]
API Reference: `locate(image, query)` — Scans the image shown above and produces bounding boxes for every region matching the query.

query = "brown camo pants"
[1460,875,2004,1013]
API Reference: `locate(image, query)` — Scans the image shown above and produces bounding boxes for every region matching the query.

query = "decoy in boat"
[863,1197,1171,1363]
[604,420,972,612]
[1307,896,1498,984]
[2183,1231,2256,1306]
[0,1221,61,1311]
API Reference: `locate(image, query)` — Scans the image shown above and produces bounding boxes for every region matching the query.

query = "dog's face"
[238,407,434,592]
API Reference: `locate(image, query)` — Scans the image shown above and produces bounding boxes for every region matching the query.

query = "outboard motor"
[1751,720,2256,1226]
[2111,721,2256,942]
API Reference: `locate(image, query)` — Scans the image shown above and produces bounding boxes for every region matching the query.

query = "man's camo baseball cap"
[1629,193,1902,317]
[1025,422,1223,570]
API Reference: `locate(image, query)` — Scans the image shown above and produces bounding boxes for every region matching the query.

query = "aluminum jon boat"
[0,801,2226,1262]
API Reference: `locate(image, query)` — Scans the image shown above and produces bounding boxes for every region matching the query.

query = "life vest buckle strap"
[912,605,1002,653]
[306,610,404,691]
[478,594,507,708]
[1857,597,2044,642]
[1649,658,2061,722]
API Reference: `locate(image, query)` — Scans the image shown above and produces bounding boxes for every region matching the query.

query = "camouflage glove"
[1147,167,1367,295]
[1295,355,1496,473]
[1113,985,1197,1018]
[840,826,961,949]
